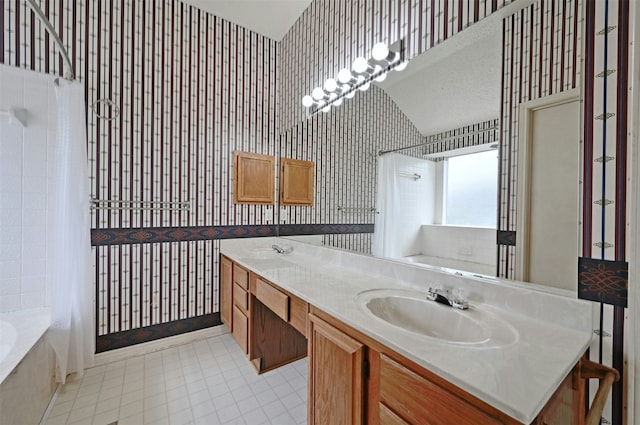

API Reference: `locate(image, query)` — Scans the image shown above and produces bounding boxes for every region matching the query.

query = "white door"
[517,91,580,291]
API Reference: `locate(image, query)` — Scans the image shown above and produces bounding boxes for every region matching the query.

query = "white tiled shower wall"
[0,64,56,313]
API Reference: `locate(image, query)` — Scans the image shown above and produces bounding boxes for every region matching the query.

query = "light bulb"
[334,98,343,106]
[352,57,370,74]
[312,87,325,100]
[338,68,353,84]
[375,72,387,82]
[302,95,314,108]
[324,78,338,92]
[371,43,389,61]
[395,61,408,71]
[359,82,371,91]
[322,105,331,113]
[346,90,356,99]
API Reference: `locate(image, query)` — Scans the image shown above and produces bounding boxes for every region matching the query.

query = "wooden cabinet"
[220,255,233,329]
[280,157,314,206]
[221,255,595,425]
[233,151,275,204]
[308,313,365,425]
[307,307,592,425]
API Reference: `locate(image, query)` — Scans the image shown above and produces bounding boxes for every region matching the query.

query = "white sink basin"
[355,289,519,348]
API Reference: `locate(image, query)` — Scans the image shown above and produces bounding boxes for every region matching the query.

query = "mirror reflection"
[281,14,504,278]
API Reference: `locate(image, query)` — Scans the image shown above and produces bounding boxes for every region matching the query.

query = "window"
[444,150,497,227]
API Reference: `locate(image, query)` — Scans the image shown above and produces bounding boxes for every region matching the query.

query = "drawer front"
[380,355,503,425]
[255,278,289,321]
[233,263,249,290]
[232,306,248,354]
[233,283,249,313]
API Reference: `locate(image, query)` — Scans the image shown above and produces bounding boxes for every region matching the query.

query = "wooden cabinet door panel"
[280,158,314,206]
[220,256,232,329]
[309,314,364,425]
[380,355,503,425]
[233,284,249,314]
[380,403,411,425]
[233,151,275,204]
[232,306,248,354]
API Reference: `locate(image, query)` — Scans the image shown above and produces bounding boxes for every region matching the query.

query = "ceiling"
[181,0,313,41]
[378,13,502,136]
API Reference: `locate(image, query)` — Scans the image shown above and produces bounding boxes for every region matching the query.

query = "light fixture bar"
[303,39,406,116]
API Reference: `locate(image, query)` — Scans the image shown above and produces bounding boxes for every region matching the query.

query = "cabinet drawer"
[232,305,248,354]
[233,263,249,290]
[233,283,249,313]
[380,355,502,425]
[255,278,289,321]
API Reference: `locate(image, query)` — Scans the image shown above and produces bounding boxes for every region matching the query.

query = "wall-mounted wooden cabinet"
[233,151,275,204]
[280,157,314,206]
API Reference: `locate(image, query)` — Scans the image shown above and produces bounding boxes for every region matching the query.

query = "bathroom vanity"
[219,237,609,425]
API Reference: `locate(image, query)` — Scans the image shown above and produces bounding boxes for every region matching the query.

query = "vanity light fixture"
[302,40,407,115]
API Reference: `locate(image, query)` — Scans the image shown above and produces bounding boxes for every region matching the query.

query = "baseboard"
[93,324,230,367]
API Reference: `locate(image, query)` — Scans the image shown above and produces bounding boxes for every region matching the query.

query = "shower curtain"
[47,81,94,383]
[372,153,403,258]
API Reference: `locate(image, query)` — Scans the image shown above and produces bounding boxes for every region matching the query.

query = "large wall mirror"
[278,0,581,287]
[279,10,502,276]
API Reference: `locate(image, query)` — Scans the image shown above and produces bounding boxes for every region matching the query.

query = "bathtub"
[397,254,496,277]
[0,308,56,425]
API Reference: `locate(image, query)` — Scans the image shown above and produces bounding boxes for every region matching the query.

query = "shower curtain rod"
[24,0,74,81]
[378,125,497,156]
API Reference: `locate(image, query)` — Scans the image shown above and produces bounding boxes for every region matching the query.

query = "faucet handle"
[426,285,441,300]
[451,288,469,310]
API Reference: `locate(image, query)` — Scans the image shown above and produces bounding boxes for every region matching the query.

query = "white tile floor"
[42,333,308,425]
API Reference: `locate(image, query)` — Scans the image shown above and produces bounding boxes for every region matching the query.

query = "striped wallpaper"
[279,85,423,254]
[280,0,515,132]
[0,0,519,347]
[1,0,279,346]
[498,0,581,279]
[581,1,630,423]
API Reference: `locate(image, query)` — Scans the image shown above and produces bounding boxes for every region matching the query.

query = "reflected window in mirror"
[439,149,498,228]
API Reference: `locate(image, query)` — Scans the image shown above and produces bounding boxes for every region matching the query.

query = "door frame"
[514,89,581,282]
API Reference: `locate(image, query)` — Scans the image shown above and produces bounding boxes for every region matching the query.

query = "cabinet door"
[220,256,233,329]
[233,151,275,204]
[308,314,365,425]
[280,157,314,206]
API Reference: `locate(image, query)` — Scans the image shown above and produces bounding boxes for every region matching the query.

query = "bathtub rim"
[0,307,50,384]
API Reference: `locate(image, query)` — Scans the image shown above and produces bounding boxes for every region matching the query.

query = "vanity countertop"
[220,237,593,424]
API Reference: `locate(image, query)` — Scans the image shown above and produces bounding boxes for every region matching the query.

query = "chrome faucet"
[427,287,468,310]
[271,244,293,254]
